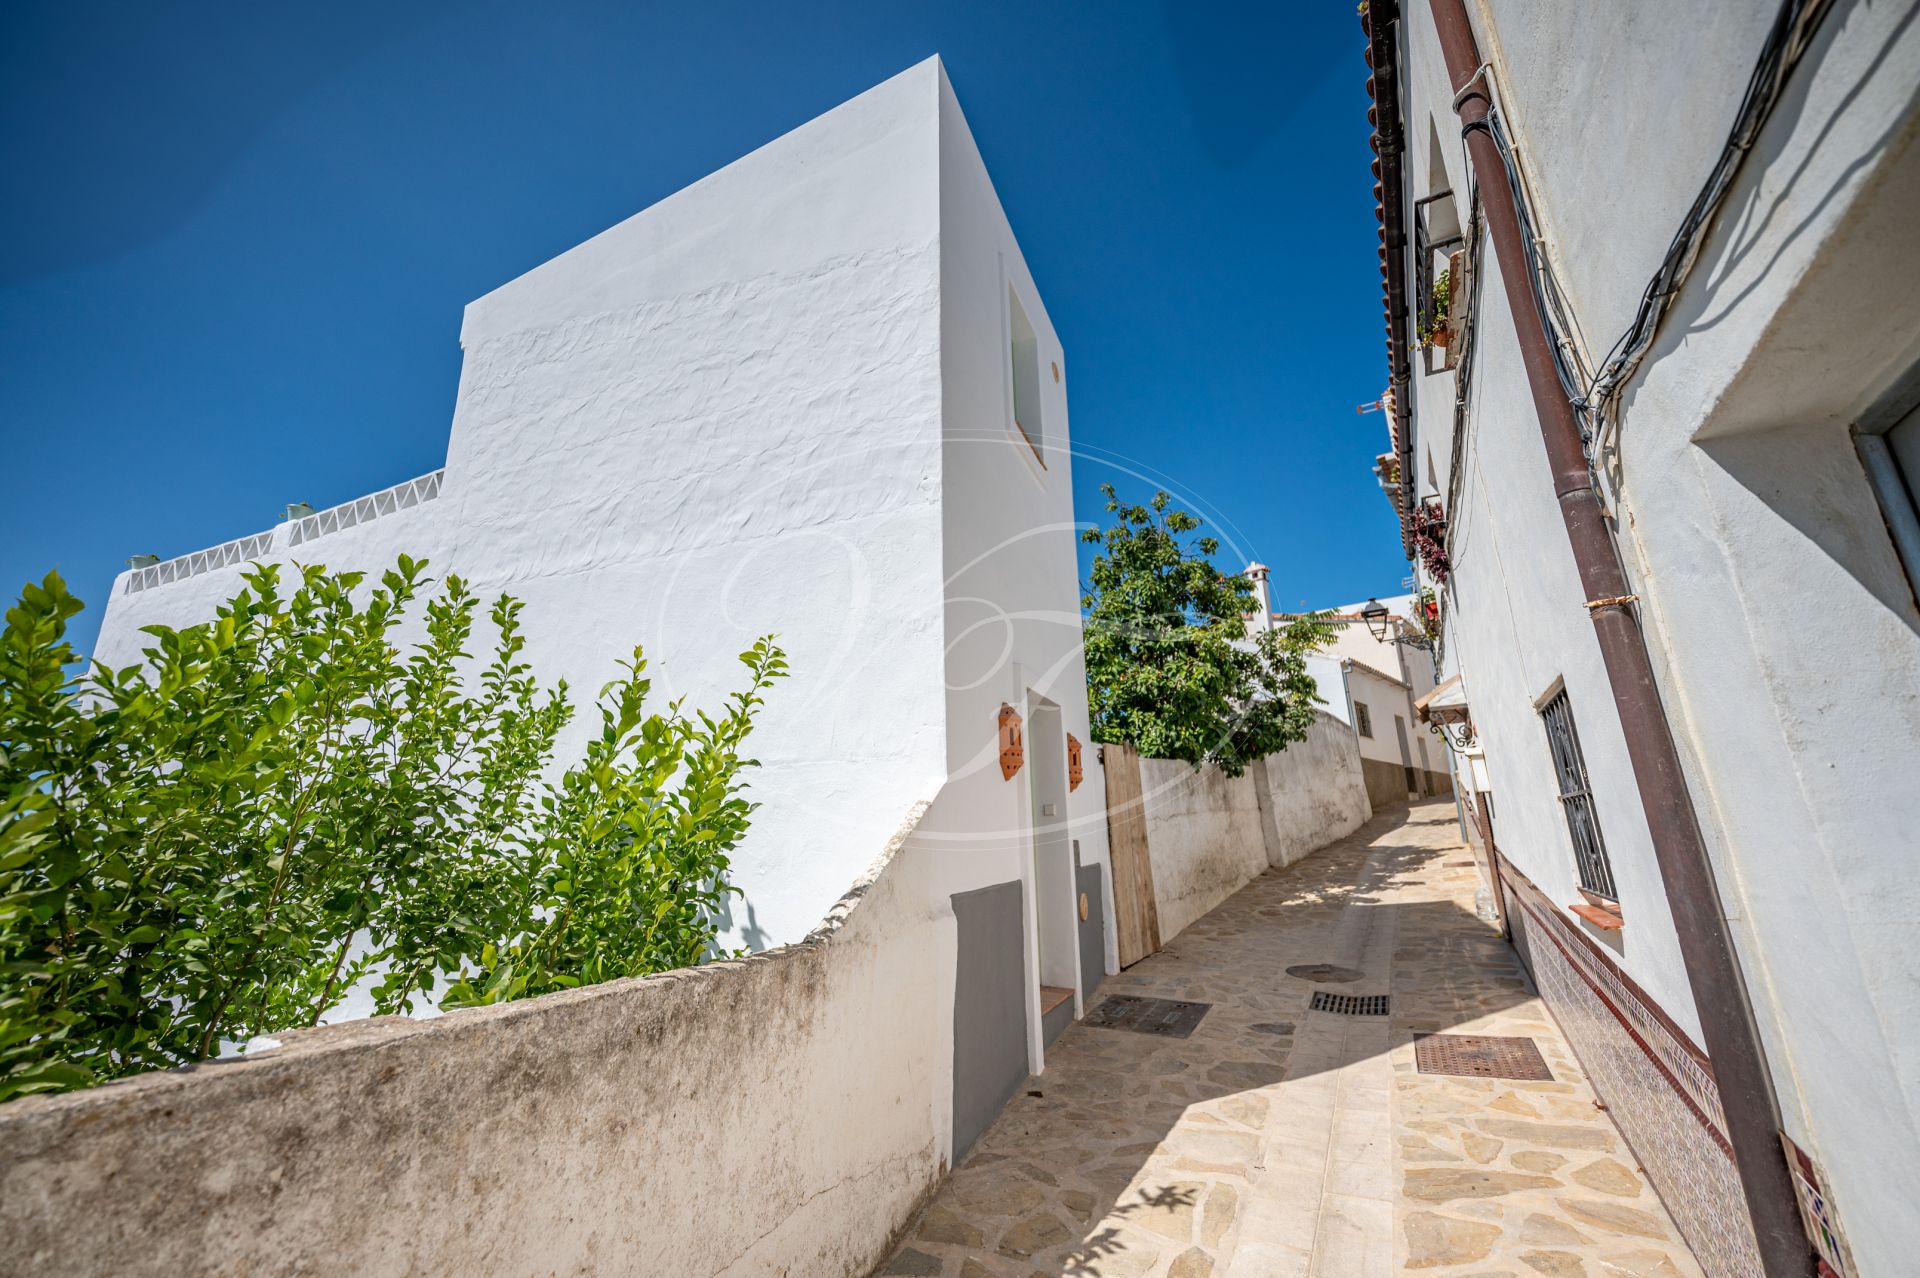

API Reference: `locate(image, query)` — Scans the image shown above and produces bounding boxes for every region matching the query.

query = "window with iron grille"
[1354,702,1373,738]
[1539,688,1616,900]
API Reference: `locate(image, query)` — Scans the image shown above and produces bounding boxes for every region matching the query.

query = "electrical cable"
[1467,0,1838,466]
[1584,0,1837,458]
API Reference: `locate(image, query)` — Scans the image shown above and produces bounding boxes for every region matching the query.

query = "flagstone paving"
[874,800,1705,1278]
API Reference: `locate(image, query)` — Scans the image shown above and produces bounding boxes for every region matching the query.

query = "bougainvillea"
[1410,500,1450,583]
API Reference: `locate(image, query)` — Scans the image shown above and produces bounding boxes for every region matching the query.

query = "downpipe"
[1421,2,1812,1274]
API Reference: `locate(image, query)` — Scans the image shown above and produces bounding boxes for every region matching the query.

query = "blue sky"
[2,1,1404,658]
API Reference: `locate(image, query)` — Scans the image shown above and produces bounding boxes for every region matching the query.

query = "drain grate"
[1414,1033,1553,1080]
[1309,991,1390,1016]
[1286,963,1365,983]
[1084,995,1211,1038]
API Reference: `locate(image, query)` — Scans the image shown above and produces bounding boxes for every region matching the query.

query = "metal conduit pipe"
[1420,2,1812,1274]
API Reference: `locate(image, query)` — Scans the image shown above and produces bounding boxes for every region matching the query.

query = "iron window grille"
[1355,702,1373,738]
[1540,689,1617,900]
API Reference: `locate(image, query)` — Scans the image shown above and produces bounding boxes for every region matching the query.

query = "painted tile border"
[1498,855,1764,1278]
[1498,857,1728,1148]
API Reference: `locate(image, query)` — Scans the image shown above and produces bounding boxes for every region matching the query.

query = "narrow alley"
[880,802,1702,1278]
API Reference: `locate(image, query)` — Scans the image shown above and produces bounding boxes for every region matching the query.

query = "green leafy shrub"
[0,559,784,1101]
[1080,486,1332,777]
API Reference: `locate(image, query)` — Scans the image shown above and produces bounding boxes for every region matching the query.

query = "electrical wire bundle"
[1468,0,1840,464]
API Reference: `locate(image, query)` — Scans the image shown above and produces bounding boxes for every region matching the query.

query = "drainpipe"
[1423,3,1809,1273]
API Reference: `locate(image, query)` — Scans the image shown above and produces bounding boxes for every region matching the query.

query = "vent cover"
[1084,995,1211,1038]
[1310,991,1390,1016]
[1414,1033,1553,1080]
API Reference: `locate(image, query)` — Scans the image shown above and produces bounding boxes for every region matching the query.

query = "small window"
[1539,688,1617,901]
[1009,287,1045,467]
[1355,702,1373,738]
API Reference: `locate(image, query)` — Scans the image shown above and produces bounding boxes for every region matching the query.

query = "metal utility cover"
[1309,991,1391,1016]
[1084,995,1211,1038]
[1415,1033,1554,1080]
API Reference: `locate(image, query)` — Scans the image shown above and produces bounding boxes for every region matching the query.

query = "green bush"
[1080,486,1331,777]
[0,558,785,1101]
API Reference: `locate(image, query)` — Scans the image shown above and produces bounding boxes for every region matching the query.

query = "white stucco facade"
[1288,598,1448,808]
[1376,2,1920,1273]
[1137,712,1372,943]
[90,59,1113,1089]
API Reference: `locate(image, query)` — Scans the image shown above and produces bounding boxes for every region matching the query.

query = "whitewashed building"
[93,58,1114,1158]
[1363,2,1920,1276]
[1248,576,1450,810]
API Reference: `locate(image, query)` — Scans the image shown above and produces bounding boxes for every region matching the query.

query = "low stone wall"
[1253,711,1376,869]
[0,804,954,1278]
[1141,711,1371,942]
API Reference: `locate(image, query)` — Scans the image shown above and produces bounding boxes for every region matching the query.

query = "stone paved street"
[877,800,1705,1278]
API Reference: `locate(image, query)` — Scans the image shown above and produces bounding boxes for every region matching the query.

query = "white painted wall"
[1394,2,1920,1269]
[89,56,1106,959]
[87,59,1111,1122]
[927,61,1114,1060]
[94,59,954,955]
[1138,711,1370,943]
[0,803,957,1278]
[1254,713,1374,871]
[1345,659,1416,776]
[1139,756,1269,945]
[1308,602,1438,777]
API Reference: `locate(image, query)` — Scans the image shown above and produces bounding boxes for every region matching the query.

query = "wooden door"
[1100,742,1161,967]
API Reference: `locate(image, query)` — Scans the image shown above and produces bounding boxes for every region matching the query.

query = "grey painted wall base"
[950,880,1027,1160]
[1042,994,1074,1048]
[1077,862,1107,1004]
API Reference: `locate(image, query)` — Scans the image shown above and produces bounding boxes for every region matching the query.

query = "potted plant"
[1421,267,1452,349]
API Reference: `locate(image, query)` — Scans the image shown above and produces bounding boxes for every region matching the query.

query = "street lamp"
[1360,595,1435,651]
[1360,597,1391,641]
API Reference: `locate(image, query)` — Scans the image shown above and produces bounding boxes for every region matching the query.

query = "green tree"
[1079,486,1332,776]
[0,559,784,1101]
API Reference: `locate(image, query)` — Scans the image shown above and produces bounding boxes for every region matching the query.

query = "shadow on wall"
[876,805,1539,1277]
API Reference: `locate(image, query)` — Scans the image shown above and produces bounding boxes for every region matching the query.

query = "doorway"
[1023,695,1078,1066]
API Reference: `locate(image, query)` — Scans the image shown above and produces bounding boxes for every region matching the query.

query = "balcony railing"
[123,468,446,595]
[125,531,279,594]
[285,469,443,547]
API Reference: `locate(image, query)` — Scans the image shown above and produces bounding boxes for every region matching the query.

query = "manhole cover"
[1084,995,1211,1038]
[1414,1033,1553,1080]
[1286,963,1365,983]
[1309,991,1390,1016]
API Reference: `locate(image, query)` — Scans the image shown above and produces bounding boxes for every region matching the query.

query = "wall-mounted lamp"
[1360,597,1391,641]
[1360,596,1433,651]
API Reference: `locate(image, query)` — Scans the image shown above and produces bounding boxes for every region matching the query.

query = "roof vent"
[282,502,315,521]
[126,553,159,569]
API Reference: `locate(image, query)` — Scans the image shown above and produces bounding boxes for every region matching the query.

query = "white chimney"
[1245,562,1274,630]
